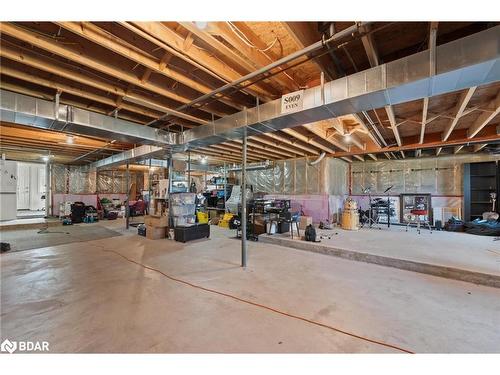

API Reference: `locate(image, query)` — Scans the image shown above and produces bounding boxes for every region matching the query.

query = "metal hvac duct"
[226,160,272,172]
[0,90,179,146]
[182,26,500,148]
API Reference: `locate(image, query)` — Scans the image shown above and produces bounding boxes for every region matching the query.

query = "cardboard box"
[299,216,313,230]
[146,225,167,240]
[144,215,169,227]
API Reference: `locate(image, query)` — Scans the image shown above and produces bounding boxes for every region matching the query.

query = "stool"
[286,212,300,239]
[406,209,432,234]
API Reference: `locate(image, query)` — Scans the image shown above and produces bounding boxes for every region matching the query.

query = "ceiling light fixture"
[42,156,49,162]
[344,133,352,143]
[66,135,74,144]
[200,155,208,164]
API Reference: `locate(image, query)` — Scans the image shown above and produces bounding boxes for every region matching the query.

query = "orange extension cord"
[102,248,414,354]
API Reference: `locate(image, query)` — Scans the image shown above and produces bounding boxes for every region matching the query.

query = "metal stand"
[360,187,380,230]
[367,192,381,229]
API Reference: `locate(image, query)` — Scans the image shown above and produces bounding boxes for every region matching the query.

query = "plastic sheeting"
[236,156,348,195]
[351,157,465,195]
[351,153,499,197]
[52,164,151,194]
[69,166,96,194]
[51,164,96,194]
[324,157,348,195]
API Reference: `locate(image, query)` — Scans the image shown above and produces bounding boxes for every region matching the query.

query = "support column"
[187,150,191,192]
[223,161,227,210]
[168,157,173,229]
[45,161,51,218]
[125,162,130,229]
[241,127,248,268]
[148,158,152,215]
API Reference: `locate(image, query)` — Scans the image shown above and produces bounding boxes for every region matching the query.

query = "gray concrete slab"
[1,222,499,353]
[261,225,500,278]
[0,224,122,252]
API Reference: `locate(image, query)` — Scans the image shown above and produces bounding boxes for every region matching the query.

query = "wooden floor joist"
[0,23,228,119]
[55,22,244,112]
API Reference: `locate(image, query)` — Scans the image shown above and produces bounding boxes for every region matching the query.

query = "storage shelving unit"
[463,161,499,221]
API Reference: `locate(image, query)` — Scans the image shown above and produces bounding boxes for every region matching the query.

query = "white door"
[29,165,46,210]
[17,164,30,209]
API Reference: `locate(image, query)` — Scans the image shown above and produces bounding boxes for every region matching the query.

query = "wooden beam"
[429,22,439,76]
[124,22,276,101]
[454,145,465,154]
[179,22,263,79]
[210,143,271,161]
[260,132,319,155]
[281,128,335,154]
[195,147,260,163]
[351,114,382,148]
[55,22,243,111]
[302,121,349,152]
[473,144,487,153]
[0,82,147,125]
[360,24,380,67]
[282,22,337,80]
[368,153,377,161]
[231,139,295,159]
[215,142,283,160]
[0,23,227,119]
[467,91,500,138]
[248,135,307,157]
[358,29,402,148]
[197,22,300,92]
[0,65,162,119]
[190,150,244,164]
[442,87,477,141]
[420,97,429,144]
[0,123,126,149]
[0,45,210,125]
[330,127,499,158]
[385,105,402,146]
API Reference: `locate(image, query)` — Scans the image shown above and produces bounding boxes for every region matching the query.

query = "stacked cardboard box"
[144,215,169,240]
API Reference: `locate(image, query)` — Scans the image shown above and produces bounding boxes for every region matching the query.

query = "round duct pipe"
[307,152,326,166]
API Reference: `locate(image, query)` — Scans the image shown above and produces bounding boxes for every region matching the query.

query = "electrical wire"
[227,21,278,52]
[102,248,415,354]
[225,21,299,89]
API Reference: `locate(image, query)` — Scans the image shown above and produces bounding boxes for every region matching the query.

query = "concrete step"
[259,235,500,289]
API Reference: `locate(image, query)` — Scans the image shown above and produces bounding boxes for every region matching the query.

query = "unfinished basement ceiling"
[0,21,499,165]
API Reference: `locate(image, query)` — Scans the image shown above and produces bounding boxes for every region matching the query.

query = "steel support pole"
[223,161,227,210]
[168,157,175,231]
[187,150,191,192]
[44,161,51,218]
[125,162,130,229]
[148,158,152,215]
[241,128,248,268]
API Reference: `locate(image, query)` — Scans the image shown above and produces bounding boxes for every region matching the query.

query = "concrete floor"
[267,225,500,277]
[0,224,122,252]
[1,220,500,353]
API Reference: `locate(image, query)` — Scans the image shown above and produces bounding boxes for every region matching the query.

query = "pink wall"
[264,194,330,223]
